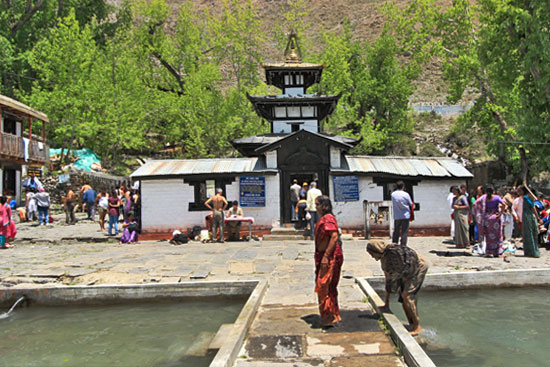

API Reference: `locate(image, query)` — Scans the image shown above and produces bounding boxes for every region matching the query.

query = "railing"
[0,132,49,164]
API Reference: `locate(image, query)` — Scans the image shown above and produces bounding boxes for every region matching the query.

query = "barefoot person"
[204,188,228,243]
[366,240,428,336]
[314,195,344,327]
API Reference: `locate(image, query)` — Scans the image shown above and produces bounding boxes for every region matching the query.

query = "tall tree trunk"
[519,146,529,186]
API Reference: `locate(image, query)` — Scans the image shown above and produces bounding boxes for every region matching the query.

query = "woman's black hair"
[485,185,494,200]
[315,195,333,215]
[0,196,6,205]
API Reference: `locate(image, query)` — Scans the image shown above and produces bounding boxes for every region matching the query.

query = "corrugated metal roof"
[344,156,472,178]
[0,94,49,122]
[131,158,264,178]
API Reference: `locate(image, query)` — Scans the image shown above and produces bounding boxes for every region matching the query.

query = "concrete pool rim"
[357,268,550,367]
[0,280,268,367]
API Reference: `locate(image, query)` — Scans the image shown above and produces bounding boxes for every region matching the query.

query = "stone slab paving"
[4,219,550,365]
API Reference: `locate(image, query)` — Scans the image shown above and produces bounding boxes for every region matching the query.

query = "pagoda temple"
[131,33,473,238]
[232,32,358,157]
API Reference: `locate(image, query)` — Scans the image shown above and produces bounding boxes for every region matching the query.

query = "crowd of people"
[448,184,546,258]
[6,174,549,336]
[4,177,142,248]
[290,179,323,238]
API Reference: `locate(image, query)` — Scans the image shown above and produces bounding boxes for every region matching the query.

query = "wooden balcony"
[0,132,49,165]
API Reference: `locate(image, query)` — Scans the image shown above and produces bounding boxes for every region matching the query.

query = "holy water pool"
[392,287,550,367]
[0,298,245,367]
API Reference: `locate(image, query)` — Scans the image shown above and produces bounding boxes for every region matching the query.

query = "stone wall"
[41,169,129,206]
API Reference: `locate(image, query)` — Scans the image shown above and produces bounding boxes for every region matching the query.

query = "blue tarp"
[49,148,101,172]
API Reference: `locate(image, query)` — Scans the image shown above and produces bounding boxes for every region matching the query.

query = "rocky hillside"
[166,0,453,102]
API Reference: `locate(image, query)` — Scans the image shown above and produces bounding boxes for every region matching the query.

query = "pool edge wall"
[357,268,550,367]
[0,280,268,367]
[356,277,436,367]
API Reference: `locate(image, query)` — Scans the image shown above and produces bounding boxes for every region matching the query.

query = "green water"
[0,298,245,367]
[392,287,550,367]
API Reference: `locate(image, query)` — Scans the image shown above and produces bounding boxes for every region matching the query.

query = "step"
[208,323,233,350]
[270,227,306,234]
[262,234,310,241]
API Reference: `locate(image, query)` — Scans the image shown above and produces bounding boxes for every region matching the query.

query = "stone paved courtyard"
[3,214,550,366]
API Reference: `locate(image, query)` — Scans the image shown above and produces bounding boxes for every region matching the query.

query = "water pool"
[0,299,245,367]
[392,287,550,367]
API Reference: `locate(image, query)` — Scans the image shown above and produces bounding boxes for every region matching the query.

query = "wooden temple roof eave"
[254,129,354,155]
[246,93,342,104]
[0,94,49,123]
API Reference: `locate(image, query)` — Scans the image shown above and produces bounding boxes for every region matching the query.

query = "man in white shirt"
[391,181,413,246]
[306,181,322,239]
[226,200,244,241]
[290,179,301,221]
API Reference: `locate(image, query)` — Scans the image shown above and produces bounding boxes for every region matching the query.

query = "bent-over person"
[205,188,228,243]
[366,240,428,336]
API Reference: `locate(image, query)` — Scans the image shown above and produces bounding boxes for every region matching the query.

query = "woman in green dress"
[452,186,470,248]
[518,186,540,258]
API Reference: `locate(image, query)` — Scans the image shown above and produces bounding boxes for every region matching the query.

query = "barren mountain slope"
[164,0,455,102]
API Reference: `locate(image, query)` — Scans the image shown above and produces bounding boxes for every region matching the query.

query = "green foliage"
[314,22,417,155]
[0,0,109,95]
[385,0,550,180]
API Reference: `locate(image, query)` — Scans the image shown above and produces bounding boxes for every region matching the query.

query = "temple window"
[185,177,234,211]
[275,107,286,118]
[302,106,315,117]
[287,106,301,117]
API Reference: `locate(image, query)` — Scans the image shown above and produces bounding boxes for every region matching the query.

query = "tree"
[384,0,550,182]
[0,0,110,95]
[26,11,98,164]
[314,22,417,155]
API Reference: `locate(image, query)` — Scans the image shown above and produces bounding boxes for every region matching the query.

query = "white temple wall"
[140,175,279,232]
[329,176,382,228]
[329,176,467,228]
[412,180,465,227]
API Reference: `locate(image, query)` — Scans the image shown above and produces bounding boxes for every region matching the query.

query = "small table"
[224,216,255,241]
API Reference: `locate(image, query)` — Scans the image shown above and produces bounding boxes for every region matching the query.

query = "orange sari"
[314,214,344,325]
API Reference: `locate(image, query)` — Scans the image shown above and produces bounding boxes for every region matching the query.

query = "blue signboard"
[240,176,265,207]
[333,175,359,202]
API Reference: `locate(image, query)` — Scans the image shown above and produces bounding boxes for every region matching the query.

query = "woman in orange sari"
[314,195,344,327]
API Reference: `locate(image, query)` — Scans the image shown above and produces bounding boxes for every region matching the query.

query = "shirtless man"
[62,187,76,225]
[205,188,228,243]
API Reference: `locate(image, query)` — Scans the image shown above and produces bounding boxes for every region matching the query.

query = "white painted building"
[131,142,471,236]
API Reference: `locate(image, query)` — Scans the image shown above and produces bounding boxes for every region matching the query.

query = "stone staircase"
[262,223,310,241]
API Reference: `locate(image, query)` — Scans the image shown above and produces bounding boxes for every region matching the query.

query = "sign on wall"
[333,175,359,202]
[27,166,42,177]
[240,176,265,207]
[58,173,70,184]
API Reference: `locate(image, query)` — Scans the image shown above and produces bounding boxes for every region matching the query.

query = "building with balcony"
[0,95,49,204]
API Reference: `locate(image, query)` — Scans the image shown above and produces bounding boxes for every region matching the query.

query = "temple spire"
[284,31,302,63]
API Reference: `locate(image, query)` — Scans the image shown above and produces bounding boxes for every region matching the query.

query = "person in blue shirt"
[82,187,97,221]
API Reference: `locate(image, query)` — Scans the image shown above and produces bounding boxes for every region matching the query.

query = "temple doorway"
[281,169,328,224]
